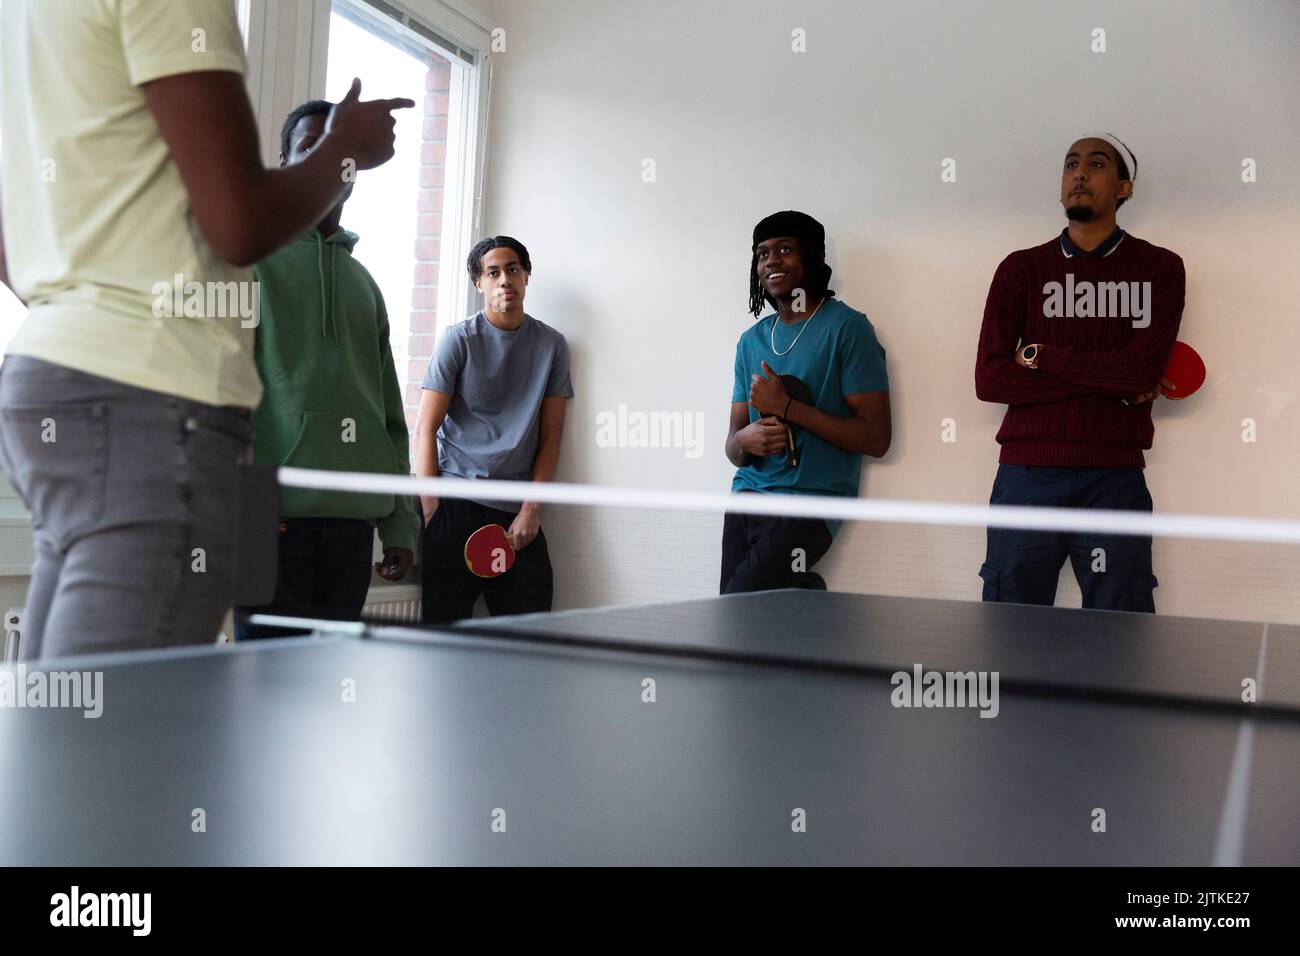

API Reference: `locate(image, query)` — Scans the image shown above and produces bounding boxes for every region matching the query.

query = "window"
[0,0,21,353]
[236,0,251,43]
[324,0,482,436]
[0,129,24,359]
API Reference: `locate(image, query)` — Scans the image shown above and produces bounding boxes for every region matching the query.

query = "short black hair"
[280,100,332,158]
[467,236,532,284]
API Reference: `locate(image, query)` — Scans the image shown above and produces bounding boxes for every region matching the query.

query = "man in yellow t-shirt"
[0,0,413,659]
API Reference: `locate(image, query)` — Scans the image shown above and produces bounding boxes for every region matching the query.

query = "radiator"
[362,583,423,624]
[4,607,19,663]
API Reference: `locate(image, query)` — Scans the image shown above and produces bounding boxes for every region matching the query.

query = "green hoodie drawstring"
[329,243,338,340]
[316,234,330,339]
[313,230,352,340]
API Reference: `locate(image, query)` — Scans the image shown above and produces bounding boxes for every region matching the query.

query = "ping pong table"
[0,590,1295,865]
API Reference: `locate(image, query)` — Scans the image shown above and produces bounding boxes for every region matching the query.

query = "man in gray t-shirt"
[414,235,574,623]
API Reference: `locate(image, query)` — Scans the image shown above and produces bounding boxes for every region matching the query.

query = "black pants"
[720,495,834,594]
[421,498,553,624]
[980,464,1158,613]
[236,517,376,639]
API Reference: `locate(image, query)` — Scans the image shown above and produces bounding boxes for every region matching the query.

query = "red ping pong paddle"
[464,524,516,578]
[1160,341,1206,400]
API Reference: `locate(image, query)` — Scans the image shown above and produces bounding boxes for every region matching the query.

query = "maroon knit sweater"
[975,231,1185,468]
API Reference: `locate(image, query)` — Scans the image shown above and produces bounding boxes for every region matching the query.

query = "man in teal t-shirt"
[722,211,892,593]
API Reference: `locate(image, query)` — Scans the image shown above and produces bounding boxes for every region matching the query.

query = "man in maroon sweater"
[974,133,1185,613]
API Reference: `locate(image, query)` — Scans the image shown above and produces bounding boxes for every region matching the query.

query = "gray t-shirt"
[422,312,573,509]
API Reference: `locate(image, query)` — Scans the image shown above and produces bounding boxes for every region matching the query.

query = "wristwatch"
[1021,344,1041,369]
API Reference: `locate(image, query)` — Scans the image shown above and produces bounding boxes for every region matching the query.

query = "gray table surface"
[0,591,1294,865]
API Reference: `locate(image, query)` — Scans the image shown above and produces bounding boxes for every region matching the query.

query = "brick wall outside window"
[405,50,453,438]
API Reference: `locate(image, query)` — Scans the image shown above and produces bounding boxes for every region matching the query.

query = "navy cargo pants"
[980,464,1158,613]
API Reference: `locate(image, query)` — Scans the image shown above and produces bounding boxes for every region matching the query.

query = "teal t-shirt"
[730,297,889,504]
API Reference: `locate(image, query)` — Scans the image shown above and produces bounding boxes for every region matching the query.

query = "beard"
[1065,204,1095,222]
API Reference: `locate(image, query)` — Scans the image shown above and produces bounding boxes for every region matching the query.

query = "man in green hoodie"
[236,100,418,639]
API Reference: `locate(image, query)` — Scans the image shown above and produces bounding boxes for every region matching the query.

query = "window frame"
[242,0,493,326]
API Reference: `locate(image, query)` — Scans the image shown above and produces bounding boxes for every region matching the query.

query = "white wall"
[480,0,1300,621]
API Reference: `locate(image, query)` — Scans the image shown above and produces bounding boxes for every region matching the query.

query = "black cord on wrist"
[783,396,793,419]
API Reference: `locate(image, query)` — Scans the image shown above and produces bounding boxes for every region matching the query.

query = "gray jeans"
[0,356,252,660]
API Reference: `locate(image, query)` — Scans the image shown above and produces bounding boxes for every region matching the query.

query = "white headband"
[1081,131,1137,182]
